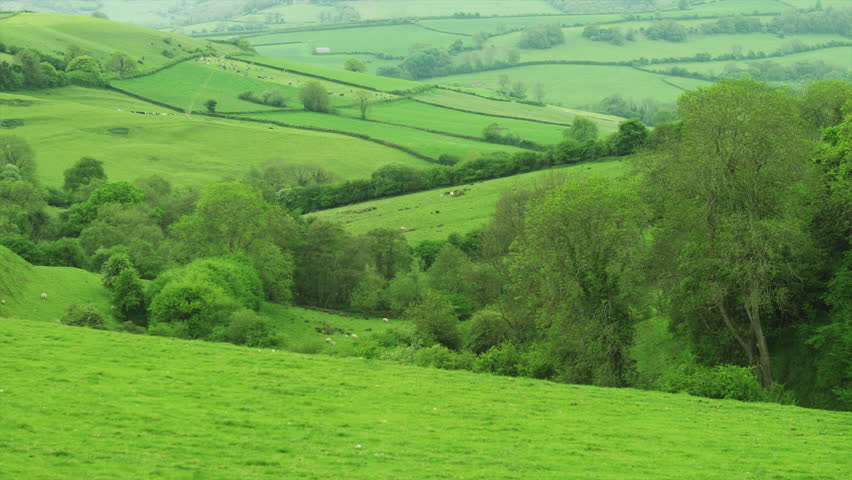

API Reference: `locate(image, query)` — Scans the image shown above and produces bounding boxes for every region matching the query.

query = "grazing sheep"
[40,293,48,300]
[325,337,333,343]
[0,299,5,304]
[382,318,389,323]
[351,334,358,338]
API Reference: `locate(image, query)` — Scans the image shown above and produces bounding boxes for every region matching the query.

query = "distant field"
[339,99,567,146]
[0,12,236,74]
[487,24,847,64]
[414,89,623,132]
[646,46,852,76]
[686,0,787,14]
[240,110,525,159]
[113,59,381,113]
[418,14,626,35]
[262,303,398,352]
[254,43,400,75]
[348,0,561,18]
[433,65,711,107]
[247,24,469,58]
[240,55,427,93]
[4,318,849,479]
[765,0,847,9]
[1,87,426,188]
[311,158,628,243]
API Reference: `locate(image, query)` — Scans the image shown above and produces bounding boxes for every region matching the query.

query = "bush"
[223,310,280,348]
[679,365,767,402]
[467,309,511,354]
[414,344,475,370]
[300,81,331,113]
[148,280,240,339]
[405,290,461,350]
[60,304,107,330]
[473,342,523,376]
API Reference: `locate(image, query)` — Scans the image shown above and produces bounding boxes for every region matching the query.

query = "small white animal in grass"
[40,293,48,300]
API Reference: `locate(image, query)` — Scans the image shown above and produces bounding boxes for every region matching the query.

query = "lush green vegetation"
[0,87,426,188]
[1,318,849,479]
[311,159,626,243]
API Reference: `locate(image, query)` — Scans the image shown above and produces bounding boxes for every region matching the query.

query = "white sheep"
[0,299,5,304]
[351,334,358,338]
[382,318,389,323]
[40,293,48,300]
[325,337,333,343]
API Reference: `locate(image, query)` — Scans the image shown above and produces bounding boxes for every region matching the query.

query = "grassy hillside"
[252,44,400,76]
[0,12,238,74]
[0,246,111,323]
[434,65,711,107]
[311,158,628,243]
[239,110,526,159]
[2,318,849,479]
[646,46,852,77]
[0,87,428,188]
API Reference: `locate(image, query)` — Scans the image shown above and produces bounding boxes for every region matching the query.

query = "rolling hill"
[1,317,849,479]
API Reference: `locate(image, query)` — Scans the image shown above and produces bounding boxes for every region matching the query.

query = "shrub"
[223,309,280,348]
[414,344,475,370]
[379,344,420,364]
[60,304,107,330]
[405,290,461,350]
[101,252,134,289]
[680,365,767,402]
[467,309,511,354]
[473,342,523,376]
[148,280,240,339]
[300,81,331,113]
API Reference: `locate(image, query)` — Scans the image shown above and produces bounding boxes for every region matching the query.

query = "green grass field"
[339,99,568,146]
[486,23,847,64]
[0,12,237,75]
[239,110,526,159]
[0,87,427,188]
[433,65,711,107]
[311,158,628,243]
[113,59,386,113]
[253,43,401,75]
[413,88,623,131]
[247,24,469,58]
[238,55,427,93]
[2,318,849,479]
[646,46,852,76]
[349,0,561,18]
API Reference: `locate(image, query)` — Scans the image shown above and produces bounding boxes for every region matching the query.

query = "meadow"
[311,158,627,244]
[2,318,849,479]
[338,99,568,146]
[239,110,526,160]
[413,88,622,131]
[0,12,236,74]
[253,44,401,76]
[238,55,427,93]
[113,59,381,113]
[347,0,561,18]
[433,65,711,107]
[0,87,426,188]
[246,24,469,58]
[646,46,852,76]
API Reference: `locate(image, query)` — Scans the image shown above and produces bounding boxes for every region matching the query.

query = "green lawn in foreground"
[1,87,425,188]
[340,99,568,146]
[240,110,525,159]
[311,158,627,243]
[113,59,382,113]
[1,318,849,479]
[434,64,711,107]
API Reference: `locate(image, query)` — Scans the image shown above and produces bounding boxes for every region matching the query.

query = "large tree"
[644,79,817,387]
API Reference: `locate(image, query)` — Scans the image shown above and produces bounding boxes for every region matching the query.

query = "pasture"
[340,99,567,146]
[413,88,623,131]
[2,318,850,479]
[0,87,426,188]
[311,158,628,243]
[433,64,711,107]
[646,46,852,77]
[246,24,469,58]
[485,23,848,64]
[239,110,526,159]
[113,59,383,113]
[238,55,427,93]
[254,43,401,75]
[0,12,235,74]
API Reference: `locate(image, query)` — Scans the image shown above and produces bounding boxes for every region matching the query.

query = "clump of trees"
[239,89,288,108]
[518,24,565,49]
[300,81,332,112]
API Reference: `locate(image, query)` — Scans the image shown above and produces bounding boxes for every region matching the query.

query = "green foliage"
[60,303,107,330]
[111,267,146,325]
[678,365,768,402]
[63,157,107,193]
[64,182,145,234]
[566,116,599,143]
[405,290,461,350]
[344,57,367,73]
[473,342,523,377]
[518,24,565,49]
[295,220,367,308]
[413,344,475,370]
[299,81,331,113]
[66,55,106,87]
[611,119,649,156]
[204,98,217,113]
[106,52,137,77]
[101,253,134,290]
[148,280,239,339]
[39,237,88,269]
[363,228,412,280]
[467,309,511,354]
[0,135,36,182]
[223,309,280,348]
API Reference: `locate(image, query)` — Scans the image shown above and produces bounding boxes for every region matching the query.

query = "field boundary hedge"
[106,86,187,112]
[414,94,573,127]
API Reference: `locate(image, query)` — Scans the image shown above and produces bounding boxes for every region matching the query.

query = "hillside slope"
[1,319,849,480]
